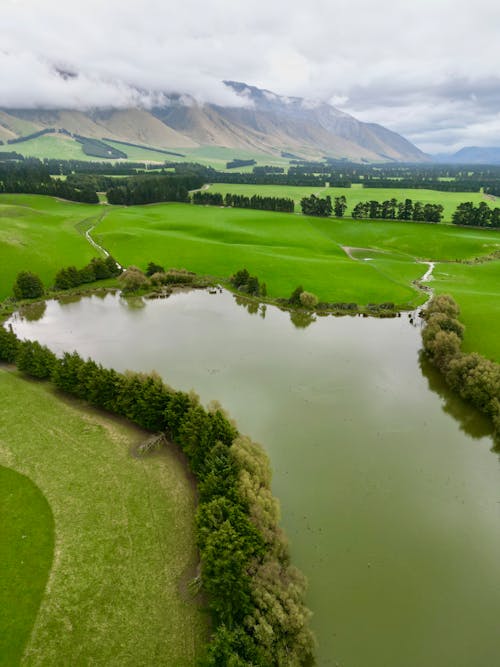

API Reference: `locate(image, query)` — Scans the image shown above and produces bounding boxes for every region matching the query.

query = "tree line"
[106,173,203,205]
[422,295,500,438]
[351,198,444,222]
[0,159,99,203]
[54,256,122,290]
[300,194,347,217]
[193,190,294,213]
[0,327,315,665]
[451,201,500,228]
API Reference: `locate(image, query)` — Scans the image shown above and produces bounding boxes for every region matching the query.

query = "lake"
[8,289,500,667]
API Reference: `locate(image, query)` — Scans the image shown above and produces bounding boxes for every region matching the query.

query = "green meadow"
[432,260,500,362]
[1,193,499,358]
[0,368,208,665]
[96,200,500,303]
[12,136,293,170]
[0,194,101,300]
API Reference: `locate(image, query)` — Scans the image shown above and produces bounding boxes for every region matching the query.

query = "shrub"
[13,271,44,299]
[299,291,319,309]
[118,266,150,292]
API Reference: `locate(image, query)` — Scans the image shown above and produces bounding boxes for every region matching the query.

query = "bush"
[299,291,319,309]
[422,295,500,436]
[13,271,44,299]
[118,266,150,292]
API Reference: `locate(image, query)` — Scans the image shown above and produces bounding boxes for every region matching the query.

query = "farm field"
[0,194,102,300]
[0,367,208,665]
[1,194,499,358]
[432,260,500,362]
[96,200,500,306]
[207,183,492,221]
[12,135,293,171]
[96,201,427,307]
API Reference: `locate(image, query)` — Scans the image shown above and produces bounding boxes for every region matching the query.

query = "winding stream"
[8,290,500,667]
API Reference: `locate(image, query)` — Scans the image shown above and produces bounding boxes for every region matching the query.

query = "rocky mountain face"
[0,81,428,163]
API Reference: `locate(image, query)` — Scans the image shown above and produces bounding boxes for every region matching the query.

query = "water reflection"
[120,295,146,310]
[419,352,494,442]
[233,294,259,315]
[18,300,46,322]
[289,309,316,329]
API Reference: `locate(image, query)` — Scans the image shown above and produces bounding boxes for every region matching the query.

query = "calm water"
[9,291,500,667]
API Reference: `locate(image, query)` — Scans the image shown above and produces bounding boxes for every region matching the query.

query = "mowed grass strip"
[0,195,102,300]
[0,368,208,665]
[432,260,500,362]
[207,183,492,221]
[0,466,54,667]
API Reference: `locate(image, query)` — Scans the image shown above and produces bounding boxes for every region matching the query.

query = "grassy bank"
[0,368,208,665]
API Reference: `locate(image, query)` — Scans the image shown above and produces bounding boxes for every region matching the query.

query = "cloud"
[2,0,500,151]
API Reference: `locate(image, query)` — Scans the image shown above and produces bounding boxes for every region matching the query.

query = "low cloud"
[2,0,500,152]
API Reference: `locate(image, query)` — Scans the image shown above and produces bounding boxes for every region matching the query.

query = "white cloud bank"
[2,0,500,152]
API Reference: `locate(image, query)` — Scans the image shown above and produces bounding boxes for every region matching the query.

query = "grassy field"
[1,193,499,357]
[432,260,500,362]
[96,201,500,306]
[96,201,427,306]
[207,183,491,221]
[0,466,54,666]
[0,194,102,300]
[12,136,293,171]
[0,367,208,665]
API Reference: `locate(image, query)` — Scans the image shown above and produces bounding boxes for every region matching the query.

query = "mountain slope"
[0,81,428,163]
[433,146,500,164]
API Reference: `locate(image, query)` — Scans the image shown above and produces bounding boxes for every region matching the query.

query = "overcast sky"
[2,0,500,153]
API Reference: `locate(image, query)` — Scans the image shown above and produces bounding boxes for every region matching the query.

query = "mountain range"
[0,81,428,163]
[433,146,500,165]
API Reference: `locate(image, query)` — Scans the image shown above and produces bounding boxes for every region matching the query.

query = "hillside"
[433,146,500,164]
[0,82,428,163]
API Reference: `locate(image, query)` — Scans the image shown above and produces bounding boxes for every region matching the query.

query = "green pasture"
[95,202,424,306]
[0,466,54,666]
[432,260,500,362]
[11,134,95,161]
[0,194,498,357]
[0,368,208,665]
[207,183,491,221]
[0,194,102,299]
[12,135,293,171]
[95,202,500,309]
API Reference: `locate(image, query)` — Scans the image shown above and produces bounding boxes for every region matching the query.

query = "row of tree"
[54,256,122,290]
[451,201,500,228]
[0,159,99,203]
[300,194,347,217]
[193,191,295,213]
[351,199,444,222]
[0,328,315,665]
[422,295,500,437]
[106,173,203,205]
